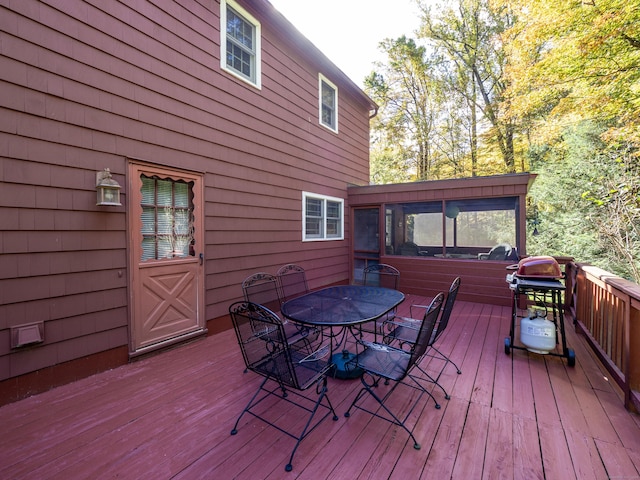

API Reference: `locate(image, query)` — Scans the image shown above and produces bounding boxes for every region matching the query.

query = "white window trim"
[318,74,338,133]
[302,192,344,241]
[220,0,262,89]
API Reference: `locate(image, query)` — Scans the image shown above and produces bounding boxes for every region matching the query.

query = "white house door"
[128,162,205,354]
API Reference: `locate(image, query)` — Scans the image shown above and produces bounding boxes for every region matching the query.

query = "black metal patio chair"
[478,243,513,260]
[276,264,310,303]
[229,301,338,472]
[241,272,283,313]
[359,263,400,341]
[384,277,462,399]
[344,292,444,450]
[242,272,316,348]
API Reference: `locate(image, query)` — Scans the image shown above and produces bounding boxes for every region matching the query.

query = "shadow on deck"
[1,296,639,479]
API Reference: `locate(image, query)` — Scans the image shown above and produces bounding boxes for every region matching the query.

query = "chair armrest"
[358,339,404,354]
[409,304,429,317]
[384,315,421,331]
[298,343,330,363]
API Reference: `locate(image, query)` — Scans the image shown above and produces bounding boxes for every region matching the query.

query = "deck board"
[484,408,514,479]
[1,297,639,479]
[512,415,544,480]
[451,402,490,480]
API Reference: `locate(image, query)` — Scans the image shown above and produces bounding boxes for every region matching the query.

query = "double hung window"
[319,74,338,132]
[221,0,261,88]
[303,192,344,241]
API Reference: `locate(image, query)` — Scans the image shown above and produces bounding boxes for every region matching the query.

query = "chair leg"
[285,379,338,472]
[344,386,369,417]
[416,345,461,401]
[345,375,422,450]
[430,345,462,374]
[230,375,270,435]
[410,365,449,402]
[232,376,338,473]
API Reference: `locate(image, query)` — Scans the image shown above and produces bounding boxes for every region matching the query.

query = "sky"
[268,0,423,87]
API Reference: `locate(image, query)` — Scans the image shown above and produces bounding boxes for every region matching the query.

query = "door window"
[140,175,195,260]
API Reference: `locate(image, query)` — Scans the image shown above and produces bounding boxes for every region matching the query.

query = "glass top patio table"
[280,285,405,328]
[281,285,405,379]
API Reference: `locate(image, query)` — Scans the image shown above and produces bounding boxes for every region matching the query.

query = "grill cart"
[504,256,576,367]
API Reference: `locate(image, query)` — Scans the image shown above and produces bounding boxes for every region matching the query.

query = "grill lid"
[507,255,563,279]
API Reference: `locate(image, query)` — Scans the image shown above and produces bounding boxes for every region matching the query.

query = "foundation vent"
[10,322,45,348]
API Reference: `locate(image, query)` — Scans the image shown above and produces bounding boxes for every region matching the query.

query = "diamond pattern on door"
[138,264,199,349]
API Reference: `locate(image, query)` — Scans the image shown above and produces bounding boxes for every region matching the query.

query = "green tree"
[501,0,640,147]
[365,37,442,181]
[501,0,640,280]
[527,121,640,282]
[418,0,518,172]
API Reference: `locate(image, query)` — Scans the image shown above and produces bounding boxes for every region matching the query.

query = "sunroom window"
[303,192,344,241]
[385,197,518,259]
[221,0,261,88]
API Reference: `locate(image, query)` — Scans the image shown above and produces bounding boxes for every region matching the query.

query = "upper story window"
[303,192,344,241]
[319,74,338,132]
[221,0,261,88]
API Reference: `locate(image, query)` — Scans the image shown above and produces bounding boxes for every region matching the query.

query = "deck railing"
[566,262,640,412]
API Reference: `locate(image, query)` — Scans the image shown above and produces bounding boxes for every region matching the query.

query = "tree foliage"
[500,0,640,147]
[418,0,518,172]
[527,121,640,281]
[367,0,640,280]
[365,37,442,182]
[499,0,640,281]
[367,0,522,183]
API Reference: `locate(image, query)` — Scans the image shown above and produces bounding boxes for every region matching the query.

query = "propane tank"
[520,308,556,354]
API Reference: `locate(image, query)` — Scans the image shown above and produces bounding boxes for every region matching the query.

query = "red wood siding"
[0,0,372,394]
[384,256,514,306]
[348,173,534,206]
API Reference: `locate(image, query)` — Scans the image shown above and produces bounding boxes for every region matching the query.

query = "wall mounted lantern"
[96,168,122,206]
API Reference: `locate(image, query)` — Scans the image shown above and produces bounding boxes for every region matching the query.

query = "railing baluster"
[572,262,639,412]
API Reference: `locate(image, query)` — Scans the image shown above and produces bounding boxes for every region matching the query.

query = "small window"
[303,192,344,241]
[319,74,338,132]
[221,0,261,88]
[140,176,195,261]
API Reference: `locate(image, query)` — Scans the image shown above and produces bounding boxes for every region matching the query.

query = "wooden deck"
[1,295,640,479]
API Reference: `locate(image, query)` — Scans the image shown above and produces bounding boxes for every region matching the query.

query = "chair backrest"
[488,243,512,260]
[363,263,400,290]
[241,272,282,313]
[433,277,461,344]
[398,241,420,256]
[408,292,444,369]
[229,301,297,388]
[276,264,309,302]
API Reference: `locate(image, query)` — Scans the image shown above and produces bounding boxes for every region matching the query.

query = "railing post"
[629,299,640,412]
[564,262,576,323]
